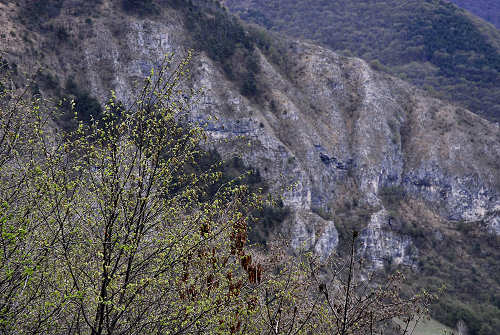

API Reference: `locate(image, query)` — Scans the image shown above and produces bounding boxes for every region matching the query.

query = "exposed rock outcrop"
[1,1,499,269]
[358,209,417,271]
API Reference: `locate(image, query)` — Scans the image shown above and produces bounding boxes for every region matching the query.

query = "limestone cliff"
[1,0,499,267]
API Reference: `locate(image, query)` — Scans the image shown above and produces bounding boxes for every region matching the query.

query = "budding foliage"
[0,52,432,335]
[0,52,266,334]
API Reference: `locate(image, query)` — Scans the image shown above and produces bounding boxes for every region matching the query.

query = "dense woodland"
[449,0,500,29]
[226,0,500,122]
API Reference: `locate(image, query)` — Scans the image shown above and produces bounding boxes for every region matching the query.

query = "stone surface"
[1,0,499,269]
[358,209,417,271]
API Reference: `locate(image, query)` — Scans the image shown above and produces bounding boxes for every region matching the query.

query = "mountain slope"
[226,0,500,122]
[1,0,500,333]
[449,0,500,28]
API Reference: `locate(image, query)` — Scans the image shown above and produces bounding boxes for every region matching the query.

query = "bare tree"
[252,232,434,335]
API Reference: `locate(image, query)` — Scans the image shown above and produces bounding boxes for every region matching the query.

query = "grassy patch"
[395,318,453,335]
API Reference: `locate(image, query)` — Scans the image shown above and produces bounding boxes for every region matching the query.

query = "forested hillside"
[226,0,500,121]
[449,0,500,28]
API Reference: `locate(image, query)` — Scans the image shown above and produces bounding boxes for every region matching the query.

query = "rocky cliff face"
[358,209,417,271]
[1,0,499,268]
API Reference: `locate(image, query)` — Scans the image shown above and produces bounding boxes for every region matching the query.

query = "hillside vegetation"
[226,0,500,121]
[449,0,500,28]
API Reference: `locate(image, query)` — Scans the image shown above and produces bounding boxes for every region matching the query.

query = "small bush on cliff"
[122,0,156,15]
[57,78,102,130]
[379,185,406,208]
[249,201,290,246]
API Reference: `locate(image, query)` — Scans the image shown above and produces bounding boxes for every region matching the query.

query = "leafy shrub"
[241,72,258,96]
[58,79,102,130]
[369,59,387,72]
[379,185,406,208]
[36,71,59,91]
[122,0,156,15]
[0,57,8,74]
[24,0,64,19]
[249,201,290,246]
[432,298,500,335]
[186,7,250,62]
[55,26,69,41]
[20,0,64,26]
